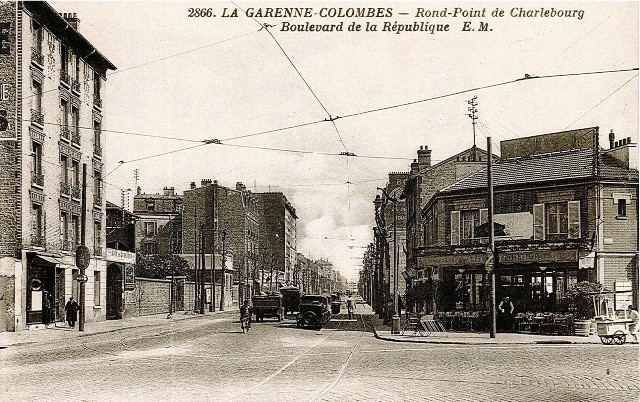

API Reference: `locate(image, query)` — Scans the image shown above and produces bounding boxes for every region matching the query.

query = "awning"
[33,255,64,266]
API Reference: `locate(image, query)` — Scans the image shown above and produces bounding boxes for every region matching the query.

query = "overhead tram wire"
[231,1,349,153]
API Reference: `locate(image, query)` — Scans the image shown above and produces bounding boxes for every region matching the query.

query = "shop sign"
[417,253,485,267]
[124,265,135,291]
[498,249,578,264]
[106,248,136,264]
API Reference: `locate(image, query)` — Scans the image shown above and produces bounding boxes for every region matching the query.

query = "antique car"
[279,286,301,314]
[297,295,332,329]
[252,293,283,322]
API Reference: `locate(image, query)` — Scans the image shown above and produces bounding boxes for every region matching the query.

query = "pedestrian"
[346,294,356,320]
[498,296,515,332]
[240,299,252,333]
[65,296,79,328]
[42,290,52,326]
[627,305,638,344]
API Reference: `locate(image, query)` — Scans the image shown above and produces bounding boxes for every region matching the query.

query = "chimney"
[136,186,141,195]
[626,137,632,145]
[609,130,616,149]
[61,12,80,30]
[190,181,196,190]
[410,159,419,175]
[236,182,246,191]
[417,145,432,169]
[163,187,175,196]
[201,179,212,187]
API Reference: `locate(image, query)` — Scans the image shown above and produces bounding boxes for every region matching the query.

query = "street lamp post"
[378,187,400,335]
[220,229,227,311]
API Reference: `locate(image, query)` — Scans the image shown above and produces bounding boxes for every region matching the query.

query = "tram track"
[225,312,371,402]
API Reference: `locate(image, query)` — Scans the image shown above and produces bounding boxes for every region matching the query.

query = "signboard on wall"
[124,265,135,291]
[0,2,15,141]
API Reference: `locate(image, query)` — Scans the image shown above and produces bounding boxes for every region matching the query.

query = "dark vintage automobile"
[252,293,283,322]
[297,295,332,329]
[279,286,301,314]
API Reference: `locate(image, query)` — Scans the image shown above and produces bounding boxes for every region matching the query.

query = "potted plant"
[563,281,606,336]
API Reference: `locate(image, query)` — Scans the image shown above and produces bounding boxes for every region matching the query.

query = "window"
[71,215,80,248]
[145,221,157,237]
[32,141,42,176]
[32,203,43,243]
[60,44,68,73]
[93,170,102,205]
[618,199,627,217]
[32,20,42,53]
[74,55,80,82]
[93,220,102,255]
[94,271,101,306]
[93,72,101,99]
[614,281,632,311]
[61,99,69,128]
[60,154,69,187]
[32,80,42,113]
[93,121,101,148]
[71,106,79,136]
[547,203,568,235]
[146,201,155,212]
[142,242,158,255]
[461,209,480,240]
[60,212,69,249]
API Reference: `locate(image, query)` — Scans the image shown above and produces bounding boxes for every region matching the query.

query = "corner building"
[0,2,115,331]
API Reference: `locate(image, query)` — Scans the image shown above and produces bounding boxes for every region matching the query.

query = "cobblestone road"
[1,312,638,401]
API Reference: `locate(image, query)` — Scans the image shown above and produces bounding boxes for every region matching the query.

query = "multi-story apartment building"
[256,192,298,287]
[0,2,116,331]
[183,180,258,305]
[417,128,638,314]
[133,186,183,256]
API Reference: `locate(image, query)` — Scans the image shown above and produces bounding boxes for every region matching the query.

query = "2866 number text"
[188,8,213,17]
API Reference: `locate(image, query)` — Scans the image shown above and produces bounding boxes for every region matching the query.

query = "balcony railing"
[60,126,70,141]
[71,185,81,199]
[94,194,102,206]
[93,95,102,109]
[71,78,80,93]
[60,70,71,86]
[31,47,44,66]
[61,239,72,251]
[32,172,44,187]
[31,109,44,126]
[71,131,81,146]
[94,246,103,256]
[30,234,45,248]
[94,143,102,157]
[60,181,70,196]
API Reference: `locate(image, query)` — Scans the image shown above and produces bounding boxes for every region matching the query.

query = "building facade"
[183,180,258,305]
[0,2,115,331]
[256,192,298,288]
[133,187,182,256]
[416,128,638,315]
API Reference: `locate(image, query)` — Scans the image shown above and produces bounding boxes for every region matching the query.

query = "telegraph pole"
[220,229,227,311]
[487,136,497,338]
[210,183,216,312]
[193,206,198,312]
[467,96,478,147]
[77,164,88,331]
[200,223,206,314]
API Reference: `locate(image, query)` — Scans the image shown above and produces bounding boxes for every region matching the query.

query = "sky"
[50,1,638,282]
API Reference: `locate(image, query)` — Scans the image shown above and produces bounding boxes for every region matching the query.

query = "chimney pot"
[627,137,632,144]
[136,186,141,195]
[190,181,196,190]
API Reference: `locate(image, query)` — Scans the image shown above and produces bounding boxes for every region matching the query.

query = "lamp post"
[377,188,400,334]
[220,229,227,311]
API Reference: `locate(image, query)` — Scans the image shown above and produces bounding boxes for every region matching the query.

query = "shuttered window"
[450,211,460,245]
[533,204,545,240]
[568,201,580,239]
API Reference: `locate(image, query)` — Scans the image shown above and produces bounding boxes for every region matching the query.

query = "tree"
[563,281,606,320]
[135,253,191,280]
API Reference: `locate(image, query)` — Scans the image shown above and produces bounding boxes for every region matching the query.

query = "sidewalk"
[0,307,238,348]
[362,304,605,345]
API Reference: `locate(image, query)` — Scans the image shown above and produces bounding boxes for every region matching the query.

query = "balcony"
[31,109,44,126]
[94,194,102,206]
[60,126,70,142]
[32,172,44,187]
[60,70,71,87]
[71,185,81,199]
[30,234,45,248]
[94,246,103,256]
[94,143,102,157]
[31,47,44,66]
[71,131,80,146]
[93,95,102,109]
[60,181,71,196]
[60,239,73,251]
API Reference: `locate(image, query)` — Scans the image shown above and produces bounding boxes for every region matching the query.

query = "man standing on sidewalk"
[346,294,356,320]
[65,297,80,328]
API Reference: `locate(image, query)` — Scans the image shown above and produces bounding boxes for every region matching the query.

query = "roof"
[24,2,116,74]
[441,148,597,193]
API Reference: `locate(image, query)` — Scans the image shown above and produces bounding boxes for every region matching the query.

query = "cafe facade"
[412,128,638,317]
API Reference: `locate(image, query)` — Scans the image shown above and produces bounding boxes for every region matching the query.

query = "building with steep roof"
[416,127,637,320]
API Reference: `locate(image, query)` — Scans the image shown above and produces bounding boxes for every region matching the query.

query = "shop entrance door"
[55,268,65,322]
[106,264,122,319]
